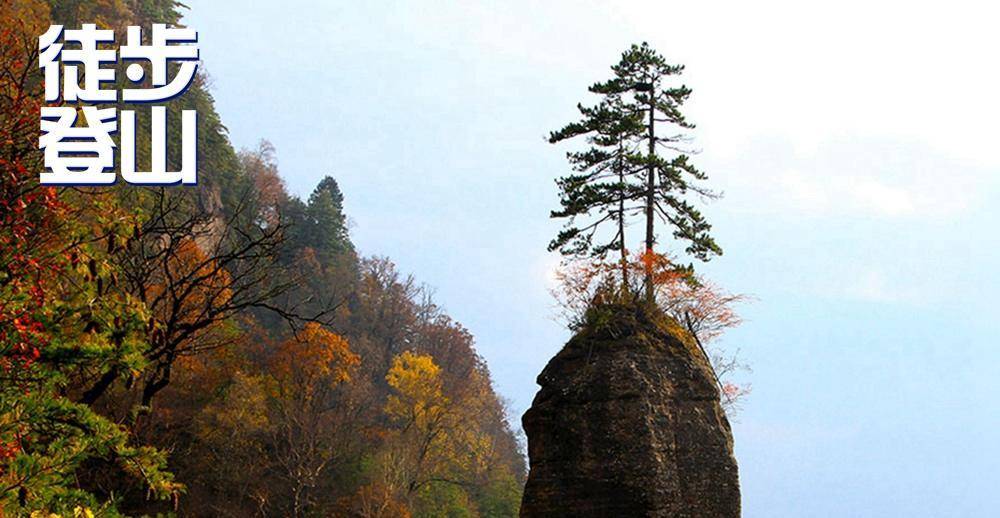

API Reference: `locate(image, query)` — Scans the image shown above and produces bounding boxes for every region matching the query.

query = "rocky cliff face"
[520,305,740,517]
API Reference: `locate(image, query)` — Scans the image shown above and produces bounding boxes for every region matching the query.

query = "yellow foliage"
[385,351,447,428]
[197,370,271,440]
[28,507,93,518]
[0,0,50,46]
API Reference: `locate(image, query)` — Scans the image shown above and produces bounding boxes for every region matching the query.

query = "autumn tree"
[266,323,360,517]
[0,2,178,512]
[77,183,344,415]
[350,257,428,380]
[195,370,273,513]
[240,140,288,229]
[357,351,520,515]
[122,180,524,517]
[166,340,275,517]
[178,323,360,517]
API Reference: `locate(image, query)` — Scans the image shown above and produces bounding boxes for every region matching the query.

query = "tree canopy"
[548,42,722,297]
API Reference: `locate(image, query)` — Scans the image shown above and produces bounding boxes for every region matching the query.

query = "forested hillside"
[0,1,524,516]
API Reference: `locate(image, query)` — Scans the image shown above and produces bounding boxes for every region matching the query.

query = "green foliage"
[548,91,644,259]
[0,191,181,514]
[412,483,476,518]
[475,471,523,518]
[282,175,356,263]
[549,42,722,266]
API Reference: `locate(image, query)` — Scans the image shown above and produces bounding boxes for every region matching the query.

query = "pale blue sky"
[185,1,1000,516]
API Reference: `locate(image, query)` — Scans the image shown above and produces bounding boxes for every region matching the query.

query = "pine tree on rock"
[549,42,722,299]
[549,96,645,287]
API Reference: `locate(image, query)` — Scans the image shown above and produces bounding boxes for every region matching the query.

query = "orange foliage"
[553,250,743,340]
[147,239,233,325]
[553,250,751,410]
[271,322,359,398]
[140,238,235,362]
[240,141,288,228]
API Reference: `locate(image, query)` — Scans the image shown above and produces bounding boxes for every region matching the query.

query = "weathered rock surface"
[520,306,740,517]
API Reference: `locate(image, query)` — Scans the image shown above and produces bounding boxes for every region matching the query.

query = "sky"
[184,1,1000,516]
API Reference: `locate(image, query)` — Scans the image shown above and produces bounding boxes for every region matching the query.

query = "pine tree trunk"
[618,140,628,292]
[644,84,656,303]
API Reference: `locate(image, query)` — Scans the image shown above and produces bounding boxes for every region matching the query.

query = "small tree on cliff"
[548,44,749,411]
[549,42,722,298]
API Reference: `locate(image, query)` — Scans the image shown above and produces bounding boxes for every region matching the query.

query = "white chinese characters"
[38,24,199,186]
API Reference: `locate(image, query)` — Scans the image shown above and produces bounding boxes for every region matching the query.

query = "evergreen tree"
[306,176,354,261]
[548,96,644,286]
[549,42,722,298]
[281,176,355,264]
